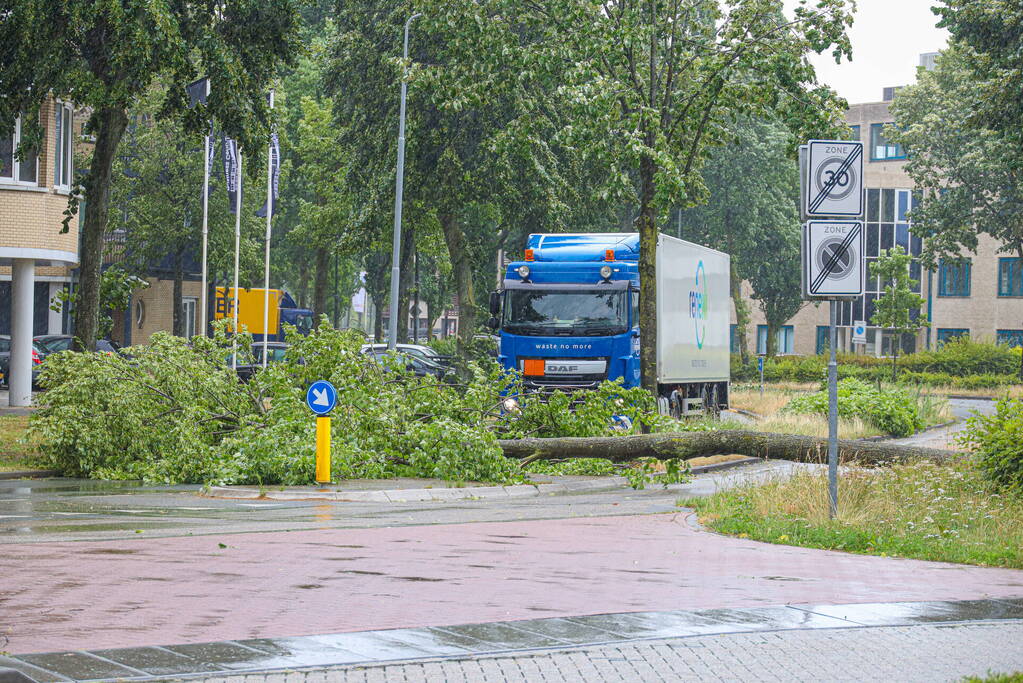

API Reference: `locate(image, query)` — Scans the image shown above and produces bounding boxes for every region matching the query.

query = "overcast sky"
[785,0,949,104]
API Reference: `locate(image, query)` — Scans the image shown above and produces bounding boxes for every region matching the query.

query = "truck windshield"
[503,289,627,336]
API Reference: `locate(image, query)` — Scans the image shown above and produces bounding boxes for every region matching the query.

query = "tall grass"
[690,460,1023,568]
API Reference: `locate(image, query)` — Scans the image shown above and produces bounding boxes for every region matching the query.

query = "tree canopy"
[0,0,303,348]
[418,0,853,389]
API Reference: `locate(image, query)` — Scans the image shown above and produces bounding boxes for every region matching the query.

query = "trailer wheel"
[709,385,722,419]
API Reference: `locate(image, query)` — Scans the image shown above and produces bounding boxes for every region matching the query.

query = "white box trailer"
[655,234,731,413]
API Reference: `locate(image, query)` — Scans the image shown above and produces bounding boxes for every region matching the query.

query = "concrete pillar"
[10,259,35,407]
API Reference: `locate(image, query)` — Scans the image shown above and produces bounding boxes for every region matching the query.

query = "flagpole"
[232,149,242,370]
[200,132,210,337]
[262,91,274,368]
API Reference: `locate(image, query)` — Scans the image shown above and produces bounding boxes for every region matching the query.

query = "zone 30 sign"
[804,140,864,218]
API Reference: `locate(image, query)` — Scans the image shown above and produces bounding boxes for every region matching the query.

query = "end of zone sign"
[803,220,865,298]
[804,140,864,218]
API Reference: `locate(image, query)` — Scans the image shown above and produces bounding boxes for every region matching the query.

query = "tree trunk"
[497,431,955,466]
[312,245,330,328]
[371,291,385,342]
[765,322,778,358]
[637,153,658,395]
[397,226,414,344]
[440,213,475,353]
[730,268,750,364]
[296,262,310,310]
[73,107,129,351]
[172,250,184,337]
[892,333,899,383]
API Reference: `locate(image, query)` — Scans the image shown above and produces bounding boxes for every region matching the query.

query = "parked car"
[361,343,454,367]
[364,348,454,382]
[0,335,46,388]
[229,342,291,382]
[34,335,121,359]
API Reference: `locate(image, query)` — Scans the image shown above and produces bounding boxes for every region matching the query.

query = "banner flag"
[256,132,280,218]
[186,77,210,109]
[222,134,241,213]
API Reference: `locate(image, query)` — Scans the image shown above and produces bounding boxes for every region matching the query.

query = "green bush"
[960,398,1023,492]
[30,323,671,486]
[784,377,924,437]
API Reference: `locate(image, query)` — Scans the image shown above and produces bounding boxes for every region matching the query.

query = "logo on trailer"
[689,260,708,349]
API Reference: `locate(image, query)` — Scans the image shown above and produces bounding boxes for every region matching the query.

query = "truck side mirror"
[489,291,501,316]
[487,316,500,330]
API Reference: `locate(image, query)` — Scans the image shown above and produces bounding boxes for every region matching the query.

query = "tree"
[422,0,853,392]
[870,247,927,382]
[0,1,302,350]
[747,225,805,358]
[887,44,1023,379]
[678,118,803,360]
[327,1,592,352]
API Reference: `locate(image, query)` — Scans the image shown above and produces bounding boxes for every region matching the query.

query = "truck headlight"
[600,265,612,280]
[516,265,530,279]
[502,397,520,413]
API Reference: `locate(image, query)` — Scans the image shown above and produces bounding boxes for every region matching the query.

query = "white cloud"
[785,0,949,104]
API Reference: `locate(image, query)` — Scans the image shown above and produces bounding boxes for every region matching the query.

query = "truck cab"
[491,232,729,416]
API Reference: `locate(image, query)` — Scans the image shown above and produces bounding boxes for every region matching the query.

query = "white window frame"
[54,102,73,193]
[182,297,198,338]
[1,116,40,187]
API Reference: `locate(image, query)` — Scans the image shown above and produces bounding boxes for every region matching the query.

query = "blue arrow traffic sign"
[306,380,337,415]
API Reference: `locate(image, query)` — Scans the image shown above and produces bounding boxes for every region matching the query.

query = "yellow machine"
[214,288,314,340]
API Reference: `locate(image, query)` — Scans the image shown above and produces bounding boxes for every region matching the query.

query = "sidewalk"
[2,601,1021,682]
[4,512,1023,655]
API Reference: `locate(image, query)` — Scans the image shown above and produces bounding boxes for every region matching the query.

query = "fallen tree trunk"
[497,431,957,466]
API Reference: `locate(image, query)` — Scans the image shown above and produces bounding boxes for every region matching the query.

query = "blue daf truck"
[488,233,730,416]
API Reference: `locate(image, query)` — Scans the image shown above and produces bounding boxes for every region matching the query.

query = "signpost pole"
[828,301,839,518]
[232,151,242,371]
[316,416,331,484]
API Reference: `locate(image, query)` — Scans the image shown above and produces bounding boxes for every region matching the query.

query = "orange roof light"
[524,248,534,261]
[605,249,614,261]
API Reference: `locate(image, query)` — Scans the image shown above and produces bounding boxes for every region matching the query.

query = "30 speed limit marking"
[804,140,864,218]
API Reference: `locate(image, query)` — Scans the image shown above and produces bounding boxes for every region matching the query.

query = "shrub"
[959,398,1023,492]
[30,323,671,486]
[784,377,924,437]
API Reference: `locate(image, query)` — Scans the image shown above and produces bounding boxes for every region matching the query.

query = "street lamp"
[387,12,422,350]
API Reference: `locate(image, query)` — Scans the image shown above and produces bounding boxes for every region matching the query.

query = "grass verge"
[0,415,44,471]
[729,384,953,439]
[685,459,1023,568]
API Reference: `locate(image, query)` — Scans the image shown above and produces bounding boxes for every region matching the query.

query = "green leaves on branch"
[30,321,672,486]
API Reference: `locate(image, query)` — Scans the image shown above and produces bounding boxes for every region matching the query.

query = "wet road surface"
[3,478,1023,655]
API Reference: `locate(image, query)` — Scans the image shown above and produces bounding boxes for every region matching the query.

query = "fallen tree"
[498,431,957,467]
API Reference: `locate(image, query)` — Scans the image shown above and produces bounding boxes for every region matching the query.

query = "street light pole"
[387,12,421,350]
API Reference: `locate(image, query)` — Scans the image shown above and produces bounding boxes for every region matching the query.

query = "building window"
[845,124,861,142]
[815,326,830,355]
[54,102,73,191]
[938,258,971,297]
[0,116,39,185]
[997,330,1023,348]
[757,325,794,355]
[870,123,906,161]
[998,258,1023,297]
[936,328,969,346]
[182,298,197,338]
[729,324,739,353]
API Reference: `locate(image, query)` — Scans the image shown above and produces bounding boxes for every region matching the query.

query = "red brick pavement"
[3,513,1023,654]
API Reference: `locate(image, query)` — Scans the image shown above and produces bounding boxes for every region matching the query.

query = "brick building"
[733,61,1023,357]
[0,99,81,404]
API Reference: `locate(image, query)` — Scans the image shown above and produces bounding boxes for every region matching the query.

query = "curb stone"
[203,459,761,504]
[0,469,59,480]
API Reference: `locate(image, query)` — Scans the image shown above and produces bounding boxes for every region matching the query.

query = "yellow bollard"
[315,416,331,484]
